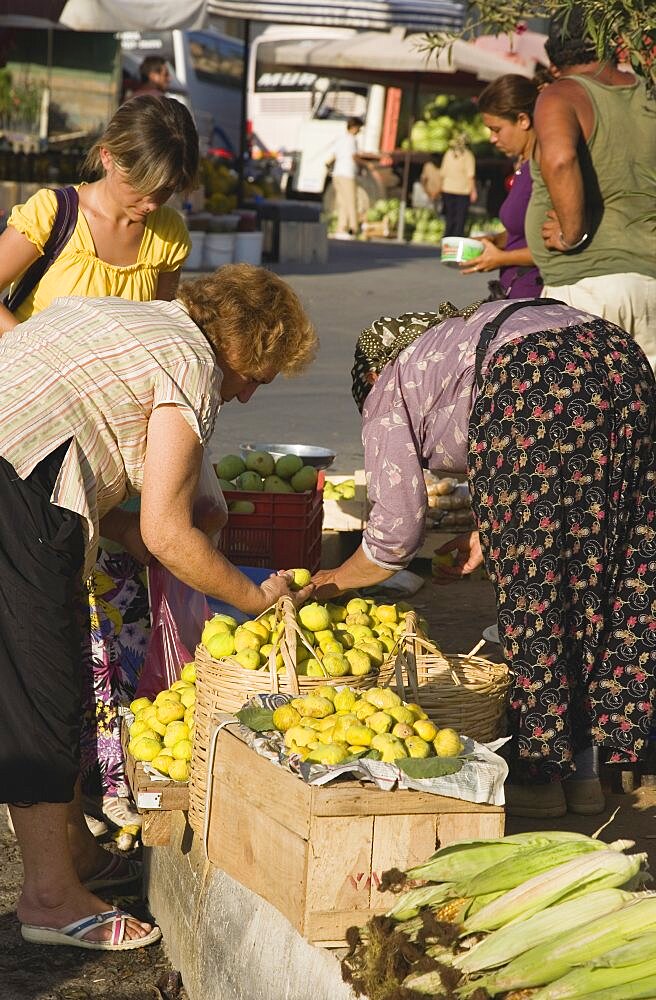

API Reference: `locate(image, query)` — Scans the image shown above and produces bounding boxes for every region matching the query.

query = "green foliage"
[421,1,655,91]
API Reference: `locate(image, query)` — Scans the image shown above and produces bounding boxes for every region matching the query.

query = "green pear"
[290,465,318,492]
[215,454,245,481]
[217,477,236,492]
[245,450,275,477]
[275,453,304,480]
[229,500,255,513]
[263,475,294,493]
[236,471,264,491]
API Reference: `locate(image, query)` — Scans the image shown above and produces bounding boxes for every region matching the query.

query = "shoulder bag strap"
[474,297,564,390]
[4,185,79,315]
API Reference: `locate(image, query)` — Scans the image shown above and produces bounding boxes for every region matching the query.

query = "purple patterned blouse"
[498,160,542,299]
[361,299,594,569]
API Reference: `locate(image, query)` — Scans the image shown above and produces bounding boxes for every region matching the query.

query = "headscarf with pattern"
[351,300,484,412]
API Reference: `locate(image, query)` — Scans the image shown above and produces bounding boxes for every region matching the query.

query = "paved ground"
[2,238,655,999]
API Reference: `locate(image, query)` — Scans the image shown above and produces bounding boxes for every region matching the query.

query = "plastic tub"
[203,232,235,269]
[183,230,206,270]
[233,230,264,266]
[440,236,484,267]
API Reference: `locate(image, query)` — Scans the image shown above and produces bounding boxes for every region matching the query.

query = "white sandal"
[21,908,161,951]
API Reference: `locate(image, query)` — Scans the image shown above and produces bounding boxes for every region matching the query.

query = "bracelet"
[559,231,589,251]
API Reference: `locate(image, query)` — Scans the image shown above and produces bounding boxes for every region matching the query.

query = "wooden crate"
[121,722,189,846]
[206,727,504,947]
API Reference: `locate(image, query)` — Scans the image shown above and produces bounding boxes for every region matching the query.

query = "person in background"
[419,154,443,213]
[329,116,365,239]
[440,132,477,237]
[460,75,542,300]
[0,95,197,835]
[131,56,171,97]
[314,298,656,820]
[0,265,316,952]
[525,7,656,368]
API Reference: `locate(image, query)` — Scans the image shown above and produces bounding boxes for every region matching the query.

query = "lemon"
[129,697,152,715]
[169,759,190,782]
[163,721,190,748]
[180,662,197,684]
[172,739,193,761]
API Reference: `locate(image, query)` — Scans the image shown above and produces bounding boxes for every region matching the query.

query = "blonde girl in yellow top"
[0,95,199,885]
[0,95,197,330]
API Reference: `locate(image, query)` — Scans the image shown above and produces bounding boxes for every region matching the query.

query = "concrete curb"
[145,811,356,1000]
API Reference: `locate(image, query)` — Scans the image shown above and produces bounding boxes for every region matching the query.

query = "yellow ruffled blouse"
[8,185,191,322]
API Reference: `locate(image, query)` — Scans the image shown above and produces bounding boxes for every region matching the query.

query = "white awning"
[0,0,209,30]
[207,0,466,33]
[258,28,533,84]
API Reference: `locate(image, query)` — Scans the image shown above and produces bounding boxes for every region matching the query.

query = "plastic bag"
[136,561,211,699]
[135,452,224,698]
[194,451,228,545]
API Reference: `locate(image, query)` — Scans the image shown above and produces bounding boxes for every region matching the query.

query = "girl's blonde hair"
[178,264,318,379]
[83,95,199,194]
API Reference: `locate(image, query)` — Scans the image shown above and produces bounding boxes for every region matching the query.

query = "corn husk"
[529,930,656,999]
[454,888,633,974]
[463,850,648,935]
[460,892,656,996]
[406,831,601,884]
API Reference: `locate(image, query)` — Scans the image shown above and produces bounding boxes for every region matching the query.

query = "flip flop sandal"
[83,853,142,891]
[21,909,162,950]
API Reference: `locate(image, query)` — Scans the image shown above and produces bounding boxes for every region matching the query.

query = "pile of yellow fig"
[271,686,463,766]
[201,586,427,679]
[127,662,196,781]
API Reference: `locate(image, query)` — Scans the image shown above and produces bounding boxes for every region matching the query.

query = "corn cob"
[387,883,452,921]
[529,930,656,999]
[460,892,656,996]
[454,888,633,974]
[463,850,647,935]
[451,839,610,902]
[406,830,601,883]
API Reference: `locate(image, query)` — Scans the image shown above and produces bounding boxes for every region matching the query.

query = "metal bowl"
[239,442,336,471]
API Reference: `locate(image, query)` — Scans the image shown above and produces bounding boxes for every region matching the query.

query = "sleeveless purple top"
[498,160,543,298]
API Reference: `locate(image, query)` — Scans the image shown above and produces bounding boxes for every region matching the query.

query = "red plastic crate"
[219,471,324,573]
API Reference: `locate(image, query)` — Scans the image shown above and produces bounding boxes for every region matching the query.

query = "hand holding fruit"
[432,530,483,584]
[260,570,314,609]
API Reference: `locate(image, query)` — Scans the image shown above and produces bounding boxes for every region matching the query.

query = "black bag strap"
[474,297,564,390]
[4,185,79,315]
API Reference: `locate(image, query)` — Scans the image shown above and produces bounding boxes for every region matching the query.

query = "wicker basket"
[391,612,511,744]
[189,596,396,833]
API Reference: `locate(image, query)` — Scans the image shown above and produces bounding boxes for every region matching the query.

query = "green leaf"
[236,705,275,732]
[397,756,464,780]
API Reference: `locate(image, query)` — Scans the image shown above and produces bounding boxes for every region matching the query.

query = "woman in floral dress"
[313,298,656,820]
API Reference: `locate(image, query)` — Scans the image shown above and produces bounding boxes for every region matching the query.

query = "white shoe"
[102,796,142,829]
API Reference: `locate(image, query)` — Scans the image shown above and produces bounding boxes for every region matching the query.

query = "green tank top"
[525,76,656,286]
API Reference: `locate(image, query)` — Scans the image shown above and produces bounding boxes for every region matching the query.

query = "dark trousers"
[442,193,470,237]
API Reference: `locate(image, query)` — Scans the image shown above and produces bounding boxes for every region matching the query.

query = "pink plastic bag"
[136,560,211,700]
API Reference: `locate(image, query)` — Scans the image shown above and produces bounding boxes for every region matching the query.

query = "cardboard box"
[323,469,369,532]
[206,727,505,947]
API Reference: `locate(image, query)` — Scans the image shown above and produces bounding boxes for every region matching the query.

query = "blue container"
[206,565,272,624]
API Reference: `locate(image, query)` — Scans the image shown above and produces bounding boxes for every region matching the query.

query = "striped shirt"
[0,296,222,576]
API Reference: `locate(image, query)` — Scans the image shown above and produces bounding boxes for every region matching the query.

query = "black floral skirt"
[469,319,656,782]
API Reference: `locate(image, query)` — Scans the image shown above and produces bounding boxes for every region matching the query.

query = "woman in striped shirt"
[0,264,316,950]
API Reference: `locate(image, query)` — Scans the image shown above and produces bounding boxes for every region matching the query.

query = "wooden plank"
[305,816,374,919]
[305,908,374,945]
[142,810,173,847]
[207,776,308,933]
[311,781,504,818]
[212,730,311,839]
[371,814,438,911]
[437,810,505,847]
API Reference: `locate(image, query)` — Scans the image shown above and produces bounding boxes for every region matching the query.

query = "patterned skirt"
[78,548,150,799]
[468,319,656,782]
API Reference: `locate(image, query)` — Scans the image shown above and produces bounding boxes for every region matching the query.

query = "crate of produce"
[323,470,369,532]
[204,724,505,947]
[189,594,399,833]
[121,720,189,846]
[219,471,324,573]
[393,613,511,744]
